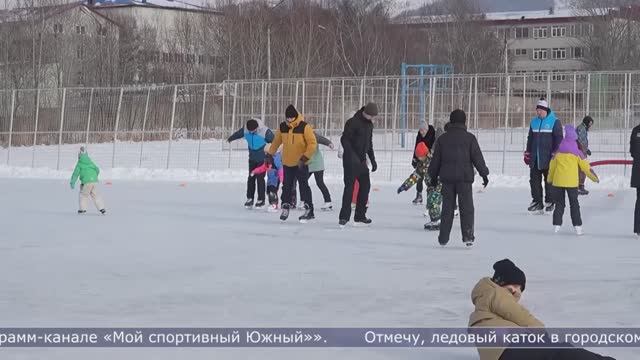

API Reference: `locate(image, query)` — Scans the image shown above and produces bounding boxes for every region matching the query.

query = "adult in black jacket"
[339,103,379,226]
[630,123,640,236]
[428,109,489,247]
[411,121,436,204]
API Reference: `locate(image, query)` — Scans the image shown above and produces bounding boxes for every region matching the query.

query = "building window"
[97,27,107,37]
[552,71,567,82]
[551,26,566,37]
[77,71,84,85]
[515,27,529,39]
[515,48,528,56]
[533,48,548,60]
[53,23,63,35]
[534,71,548,82]
[76,47,85,59]
[552,48,567,60]
[75,25,86,35]
[533,27,548,38]
[574,47,584,58]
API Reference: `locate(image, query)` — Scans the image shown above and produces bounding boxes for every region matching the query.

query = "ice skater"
[428,109,488,247]
[469,259,616,360]
[307,132,335,211]
[251,151,284,212]
[547,125,599,235]
[524,98,563,214]
[70,146,106,215]
[576,116,594,195]
[397,142,442,231]
[631,121,640,236]
[227,118,274,209]
[339,103,379,227]
[411,121,436,205]
[267,104,317,223]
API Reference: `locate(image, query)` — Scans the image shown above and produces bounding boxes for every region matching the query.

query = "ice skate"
[298,205,315,223]
[77,210,86,214]
[412,193,423,205]
[463,237,474,248]
[577,186,589,196]
[244,198,254,209]
[320,202,333,211]
[339,219,348,228]
[527,201,543,214]
[424,220,440,231]
[554,225,561,233]
[279,205,290,221]
[254,200,265,209]
[267,203,279,213]
[544,202,555,214]
[575,226,584,236]
[353,217,372,227]
[99,209,106,215]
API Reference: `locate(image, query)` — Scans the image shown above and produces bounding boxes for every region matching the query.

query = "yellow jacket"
[547,153,598,188]
[469,277,545,360]
[268,115,317,167]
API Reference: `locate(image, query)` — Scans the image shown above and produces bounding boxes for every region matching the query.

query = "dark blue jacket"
[228,119,274,163]
[526,111,563,170]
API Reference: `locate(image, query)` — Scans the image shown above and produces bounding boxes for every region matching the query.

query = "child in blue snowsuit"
[252,152,284,212]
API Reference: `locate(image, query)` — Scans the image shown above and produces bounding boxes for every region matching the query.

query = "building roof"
[0,1,119,26]
[89,0,219,13]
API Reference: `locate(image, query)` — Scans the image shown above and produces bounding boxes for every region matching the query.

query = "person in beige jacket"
[469,259,616,360]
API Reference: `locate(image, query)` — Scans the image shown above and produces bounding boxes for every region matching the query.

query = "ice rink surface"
[1,179,638,359]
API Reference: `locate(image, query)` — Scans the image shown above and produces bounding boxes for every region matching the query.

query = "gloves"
[523,152,531,166]
[482,175,489,188]
[587,149,592,156]
[70,182,75,190]
[411,158,418,169]
[370,159,377,173]
[298,155,309,169]
[429,177,438,188]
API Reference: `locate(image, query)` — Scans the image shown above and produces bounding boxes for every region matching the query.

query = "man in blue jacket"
[524,98,563,213]
[227,118,274,208]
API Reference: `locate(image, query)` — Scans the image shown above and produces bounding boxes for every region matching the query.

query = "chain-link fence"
[0,71,638,181]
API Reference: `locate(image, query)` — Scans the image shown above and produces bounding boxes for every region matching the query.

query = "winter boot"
[577,186,589,196]
[244,198,254,209]
[78,210,87,214]
[545,202,555,214]
[254,200,265,209]
[574,226,584,236]
[321,202,333,211]
[354,217,372,226]
[424,220,440,231]
[412,193,423,205]
[299,205,315,223]
[528,201,544,213]
[280,204,290,221]
[99,209,106,215]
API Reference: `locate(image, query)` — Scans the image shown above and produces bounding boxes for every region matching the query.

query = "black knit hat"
[285,105,298,119]
[363,102,379,117]
[492,259,526,292]
[246,118,259,131]
[450,109,466,124]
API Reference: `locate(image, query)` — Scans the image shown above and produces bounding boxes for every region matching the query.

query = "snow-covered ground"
[1,179,637,359]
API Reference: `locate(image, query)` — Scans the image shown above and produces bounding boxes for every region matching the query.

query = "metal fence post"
[389,78,400,182]
[31,89,40,168]
[196,84,208,171]
[7,90,15,165]
[502,76,511,174]
[112,87,124,169]
[221,83,226,151]
[341,79,346,129]
[261,80,266,122]
[383,77,389,151]
[139,87,151,168]
[294,80,299,108]
[359,78,365,105]
[522,75,527,146]
[301,80,305,114]
[167,85,178,169]
[228,82,238,169]
[85,88,94,147]
[474,75,479,135]
[56,88,66,171]
[324,79,331,135]
[586,73,591,115]
[572,74,577,126]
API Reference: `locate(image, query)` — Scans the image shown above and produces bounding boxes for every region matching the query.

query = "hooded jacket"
[548,126,598,188]
[70,153,100,187]
[227,119,274,163]
[469,277,545,360]
[267,115,317,167]
[526,111,563,170]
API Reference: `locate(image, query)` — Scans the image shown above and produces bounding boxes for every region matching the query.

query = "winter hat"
[415,142,429,158]
[536,98,550,113]
[78,146,87,159]
[450,109,466,124]
[492,259,526,292]
[363,102,379,117]
[285,105,298,119]
[246,118,259,131]
[419,121,428,131]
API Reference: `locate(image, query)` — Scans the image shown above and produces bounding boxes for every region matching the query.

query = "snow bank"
[0,165,631,190]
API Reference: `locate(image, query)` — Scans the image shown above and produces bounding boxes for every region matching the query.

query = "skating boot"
[321,202,333,211]
[574,226,584,236]
[412,193,423,205]
[99,209,106,215]
[577,186,589,196]
[424,220,440,231]
[298,205,315,223]
[78,210,87,214]
[554,225,561,233]
[339,219,348,228]
[244,198,254,209]
[463,237,474,248]
[544,202,555,214]
[280,204,290,221]
[354,217,372,227]
[254,200,265,209]
[528,201,543,213]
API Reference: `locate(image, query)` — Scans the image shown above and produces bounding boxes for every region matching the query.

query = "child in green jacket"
[70,147,106,214]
